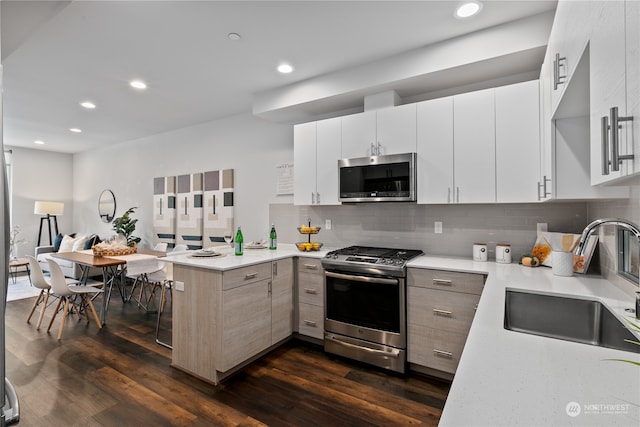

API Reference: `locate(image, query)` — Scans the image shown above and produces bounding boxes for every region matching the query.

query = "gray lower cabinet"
[407,268,485,375]
[172,259,293,384]
[296,257,325,340]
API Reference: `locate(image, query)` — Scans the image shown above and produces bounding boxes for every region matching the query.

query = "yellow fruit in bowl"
[311,242,321,250]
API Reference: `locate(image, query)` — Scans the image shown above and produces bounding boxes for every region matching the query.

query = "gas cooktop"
[322,245,423,277]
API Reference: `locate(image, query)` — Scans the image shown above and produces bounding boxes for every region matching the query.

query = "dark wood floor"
[5,282,450,426]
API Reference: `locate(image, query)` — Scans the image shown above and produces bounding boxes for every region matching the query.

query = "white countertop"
[163,243,332,271]
[406,257,640,427]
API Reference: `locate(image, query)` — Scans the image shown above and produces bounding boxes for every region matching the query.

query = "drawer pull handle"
[304,288,318,294]
[244,272,258,280]
[303,320,317,327]
[304,264,318,270]
[433,349,453,358]
[433,308,452,317]
[432,279,452,286]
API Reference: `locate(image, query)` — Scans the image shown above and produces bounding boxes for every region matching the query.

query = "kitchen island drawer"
[408,286,480,335]
[298,303,324,339]
[222,262,272,290]
[297,257,323,275]
[408,326,467,374]
[408,268,485,295]
[297,272,324,306]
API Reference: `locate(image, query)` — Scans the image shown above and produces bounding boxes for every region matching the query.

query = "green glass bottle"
[234,226,243,255]
[269,224,277,250]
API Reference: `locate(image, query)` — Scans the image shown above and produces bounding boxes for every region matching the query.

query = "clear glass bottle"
[269,224,277,250]
[234,226,243,255]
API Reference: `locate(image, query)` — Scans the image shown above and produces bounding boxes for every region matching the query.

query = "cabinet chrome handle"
[447,187,451,204]
[609,106,634,172]
[456,187,460,203]
[370,142,376,156]
[433,308,453,317]
[543,175,551,198]
[304,288,318,294]
[601,115,610,175]
[244,272,258,280]
[316,192,320,204]
[273,262,278,276]
[311,192,315,204]
[432,278,452,286]
[433,349,454,358]
[303,320,317,327]
[537,181,543,201]
[303,264,318,270]
[553,53,567,90]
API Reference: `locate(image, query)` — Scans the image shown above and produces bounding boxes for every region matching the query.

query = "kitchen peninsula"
[166,244,330,384]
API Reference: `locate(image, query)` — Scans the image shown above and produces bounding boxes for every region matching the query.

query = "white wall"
[7,147,74,256]
[73,112,293,247]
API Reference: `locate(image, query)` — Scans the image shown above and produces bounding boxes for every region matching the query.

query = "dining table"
[51,249,167,325]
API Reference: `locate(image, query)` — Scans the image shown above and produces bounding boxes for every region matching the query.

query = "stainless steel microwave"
[338,152,416,203]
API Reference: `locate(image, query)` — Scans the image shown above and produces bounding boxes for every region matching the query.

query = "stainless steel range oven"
[321,246,423,374]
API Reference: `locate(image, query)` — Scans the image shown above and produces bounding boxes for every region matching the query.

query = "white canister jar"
[552,251,574,276]
[496,243,512,264]
[473,243,488,262]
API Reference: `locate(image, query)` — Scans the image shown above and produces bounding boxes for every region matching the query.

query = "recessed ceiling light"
[34,140,45,145]
[228,32,241,41]
[69,128,82,133]
[277,63,294,74]
[130,80,147,89]
[80,101,96,109]
[455,1,482,18]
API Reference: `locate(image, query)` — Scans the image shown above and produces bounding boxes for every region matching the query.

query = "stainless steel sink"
[504,289,640,353]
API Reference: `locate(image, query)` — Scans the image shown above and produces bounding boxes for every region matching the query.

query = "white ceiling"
[1,0,557,154]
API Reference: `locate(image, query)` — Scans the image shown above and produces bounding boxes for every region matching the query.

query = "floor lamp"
[34,201,64,246]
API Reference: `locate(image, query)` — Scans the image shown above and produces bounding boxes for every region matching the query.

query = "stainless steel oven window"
[618,228,639,284]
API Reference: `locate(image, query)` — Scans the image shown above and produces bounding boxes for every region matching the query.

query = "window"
[618,228,639,284]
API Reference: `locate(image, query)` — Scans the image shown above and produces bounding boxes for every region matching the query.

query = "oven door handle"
[326,334,401,358]
[325,271,398,285]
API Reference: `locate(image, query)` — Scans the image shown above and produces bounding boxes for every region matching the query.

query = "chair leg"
[47,297,64,333]
[155,283,172,349]
[84,295,103,330]
[36,291,51,330]
[57,299,70,340]
[27,290,45,324]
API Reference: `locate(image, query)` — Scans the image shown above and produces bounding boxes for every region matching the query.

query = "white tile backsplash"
[271,201,588,262]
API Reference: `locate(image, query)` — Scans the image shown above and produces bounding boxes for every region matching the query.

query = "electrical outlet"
[537,223,548,233]
[434,221,443,234]
[174,281,185,292]
[325,219,332,230]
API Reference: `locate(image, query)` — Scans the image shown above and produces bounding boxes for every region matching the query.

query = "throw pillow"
[58,234,78,252]
[53,233,64,252]
[84,234,101,250]
[72,234,89,252]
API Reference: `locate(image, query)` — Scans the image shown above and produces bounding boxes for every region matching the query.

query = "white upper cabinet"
[416,97,454,204]
[293,117,342,205]
[453,88,496,204]
[495,81,541,203]
[293,122,317,205]
[341,103,417,159]
[341,111,376,159]
[590,0,639,184]
[375,103,417,156]
[315,117,342,205]
[548,0,591,116]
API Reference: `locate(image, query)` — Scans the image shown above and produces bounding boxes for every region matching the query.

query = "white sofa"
[35,233,103,280]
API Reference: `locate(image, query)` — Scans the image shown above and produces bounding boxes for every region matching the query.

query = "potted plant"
[112,206,141,247]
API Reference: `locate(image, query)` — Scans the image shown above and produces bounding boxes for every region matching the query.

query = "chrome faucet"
[575,218,640,257]
[576,218,640,319]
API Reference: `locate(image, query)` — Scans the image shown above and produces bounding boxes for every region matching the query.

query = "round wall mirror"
[98,189,116,223]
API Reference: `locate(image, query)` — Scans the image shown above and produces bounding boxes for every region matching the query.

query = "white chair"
[46,259,103,340]
[171,244,188,253]
[153,242,168,252]
[125,257,165,312]
[26,255,58,330]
